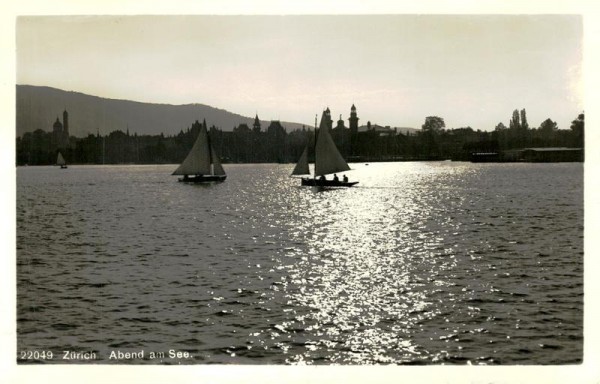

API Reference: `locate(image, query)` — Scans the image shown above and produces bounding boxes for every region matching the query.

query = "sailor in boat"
[343,174,348,183]
[333,174,339,182]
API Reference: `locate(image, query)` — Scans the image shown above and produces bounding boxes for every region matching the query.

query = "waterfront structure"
[518,147,583,162]
[472,147,583,162]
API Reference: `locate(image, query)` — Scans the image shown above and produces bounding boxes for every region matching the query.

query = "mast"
[313,114,318,179]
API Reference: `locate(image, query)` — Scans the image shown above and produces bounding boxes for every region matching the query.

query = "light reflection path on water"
[251,163,472,364]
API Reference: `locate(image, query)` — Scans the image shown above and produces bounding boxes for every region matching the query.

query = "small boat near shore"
[57,152,67,169]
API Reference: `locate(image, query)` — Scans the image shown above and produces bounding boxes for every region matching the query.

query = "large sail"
[56,152,66,166]
[172,124,211,175]
[291,146,310,176]
[211,146,226,176]
[314,110,351,176]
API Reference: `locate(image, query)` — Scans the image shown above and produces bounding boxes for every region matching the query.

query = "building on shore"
[51,109,70,149]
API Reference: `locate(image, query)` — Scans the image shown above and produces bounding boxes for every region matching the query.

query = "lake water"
[16,162,583,365]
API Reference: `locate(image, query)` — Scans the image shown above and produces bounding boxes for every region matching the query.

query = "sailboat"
[56,152,67,169]
[291,108,358,187]
[172,121,226,183]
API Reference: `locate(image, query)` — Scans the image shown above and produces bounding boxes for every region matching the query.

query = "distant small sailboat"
[172,121,226,183]
[292,108,358,187]
[56,152,67,169]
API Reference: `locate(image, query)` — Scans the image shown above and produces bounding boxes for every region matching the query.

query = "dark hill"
[16,85,307,137]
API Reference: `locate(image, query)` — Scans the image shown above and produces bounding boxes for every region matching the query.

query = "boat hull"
[301,178,358,187]
[178,175,227,183]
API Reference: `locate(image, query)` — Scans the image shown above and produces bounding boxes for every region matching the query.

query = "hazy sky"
[17,15,582,130]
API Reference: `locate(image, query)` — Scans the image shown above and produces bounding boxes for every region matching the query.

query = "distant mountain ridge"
[16,85,308,137]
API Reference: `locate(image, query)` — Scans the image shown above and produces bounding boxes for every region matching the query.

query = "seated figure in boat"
[333,174,339,182]
[319,175,326,181]
[343,174,348,183]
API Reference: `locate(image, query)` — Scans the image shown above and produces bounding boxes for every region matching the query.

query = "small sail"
[173,124,211,175]
[291,146,310,176]
[56,152,66,166]
[314,110,351,176]
[211,146,226,176]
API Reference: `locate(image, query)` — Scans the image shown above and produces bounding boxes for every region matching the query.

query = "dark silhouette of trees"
[520,109,529,131]
[266,121,287,163]
[570,112,584,147]
[231,123,252,162]
[417,116,446,159]
[15,110,585,166]
[495,122,507,131]
[539,118,558,134]
[510,109,520,130]
[422,116,445,132]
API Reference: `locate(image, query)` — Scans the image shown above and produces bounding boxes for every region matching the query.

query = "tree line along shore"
[16,110,584,166]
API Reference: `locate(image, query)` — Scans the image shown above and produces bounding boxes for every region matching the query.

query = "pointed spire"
[253,114,261,133]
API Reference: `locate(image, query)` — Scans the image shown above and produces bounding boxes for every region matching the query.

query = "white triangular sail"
[291,146,310,176]
[173,124,212,175]
[56,152,66,166]
[314,111,351,176]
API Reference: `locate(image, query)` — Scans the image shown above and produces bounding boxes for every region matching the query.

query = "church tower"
[349,104,359,136]
[63,109,69,136]
[53,117,63,133]
[349,104,359,156]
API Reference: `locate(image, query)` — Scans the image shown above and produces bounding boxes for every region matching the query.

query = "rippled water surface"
[16,162,583,364]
